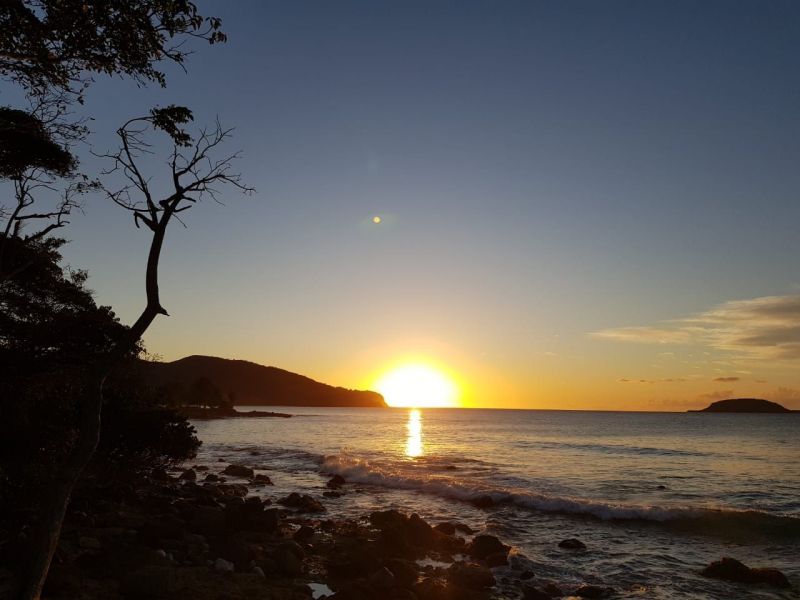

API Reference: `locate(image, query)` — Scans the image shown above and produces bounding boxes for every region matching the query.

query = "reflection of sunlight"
[405,409,423,457]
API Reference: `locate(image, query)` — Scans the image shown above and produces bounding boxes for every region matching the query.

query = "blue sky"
[29,1,800,408]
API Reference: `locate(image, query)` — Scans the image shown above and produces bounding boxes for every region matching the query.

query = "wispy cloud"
[592,294,800,361]
[713,376,740,382]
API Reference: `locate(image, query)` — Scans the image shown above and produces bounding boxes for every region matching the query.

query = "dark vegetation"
[0,2,241,598]
[144,355,387,408]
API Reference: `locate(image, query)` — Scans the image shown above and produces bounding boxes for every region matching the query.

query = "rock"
[485,551,508,567]
[369,567,396,590]
[574,584,615,598]
[222,464,255,478]
[151,467,171,481]
[252,473,273,485]
[213,535,254,569]
[470,495,495,509]
[447,561,495,589]
[323,490,342,498]
[520,570,534,580]
[274,544,303,577]
[204,473,219,482]
[385,558,419,588]
[522,585,551,600]
[140,516,184,545]
[408,513,436,547]
[180,468,197,481]
[190,506,226,536]
[542,583,563,596]
[467,534,509,559]
[279,492,325,512]
[455,523,475,535]
[558,538,586,550]
[656,484,666,490]
[369,509,408,530]
[78,536,101,550]
[214,557,235,572]
[413,577,449,600]
[701,557,790,588]
[327,474,346,488]
[294,525,315,542]
[252,566,265,577]
[434,522,456,535]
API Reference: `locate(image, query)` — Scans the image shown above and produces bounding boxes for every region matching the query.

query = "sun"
[375,363,458,408]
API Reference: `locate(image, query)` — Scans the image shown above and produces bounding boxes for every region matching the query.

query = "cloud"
[713,376,740,382]
[698,389,734,402]
[617,377,686,384]
[592,294,800,361]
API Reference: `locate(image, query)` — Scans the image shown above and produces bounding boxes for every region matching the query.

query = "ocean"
[191,408,800,599]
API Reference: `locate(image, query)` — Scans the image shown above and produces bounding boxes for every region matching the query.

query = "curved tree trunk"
[19,206,174,600]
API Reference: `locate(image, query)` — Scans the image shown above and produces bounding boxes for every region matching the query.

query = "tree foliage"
[0,0,225,98]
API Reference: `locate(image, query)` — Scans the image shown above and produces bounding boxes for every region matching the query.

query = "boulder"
[213,535,254,570]
[522,585,551,600]
[214,558,235,572]
[151,468,171,481]
[294,525,315,542]
[323,491,342,498]
[78,536,101,550]
[327,474,346,488]
[190,506,226,536]
[573,584,615,598]
[558,538,586,550]
[485,552,508,567]
[701,557,790,588]
[467,534,509,560]
[222,464,255,478]
[279,493,325,513]
[252,473,273,485]
[369,509,408,531]
[273,543,304,577]
[385,558,419,588]
[204,473,219,483]
[470,495,495,509]
[369,567,396,590]
[180,468,197,481]
[447,561,495,589]
[434,522,456,535]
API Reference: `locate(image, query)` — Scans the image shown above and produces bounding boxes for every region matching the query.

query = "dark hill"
[142,355,386,408]
[690,398,792,413]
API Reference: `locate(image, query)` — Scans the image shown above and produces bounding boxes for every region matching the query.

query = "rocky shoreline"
[5,461,791,599]
[178,406,293,419]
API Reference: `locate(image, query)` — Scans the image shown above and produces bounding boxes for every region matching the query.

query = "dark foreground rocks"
[701,557,791,588]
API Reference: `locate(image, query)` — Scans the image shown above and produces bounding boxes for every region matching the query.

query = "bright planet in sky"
[375,364,458,408]
[372,216,381,224]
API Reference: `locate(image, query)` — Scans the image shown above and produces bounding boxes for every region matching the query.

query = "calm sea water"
[191,408,800,599]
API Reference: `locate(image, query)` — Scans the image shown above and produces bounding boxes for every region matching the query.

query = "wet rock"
[279,492,326,513]
[274,542,304,576]
[140,516,184,545]
[252,566,265,577]
[701,557,790,588]
[470,495,495,509]
[214,557,235,572]
[204,473,219,482]
[369,509,408,530]
[294,524,315,542]
[558,538,586,550]
[408,513,436,547]
[222,464,255,478]
[444,465,458,470]
[447,561,495,589]
[217,483,249,497]
[252,473,273,485]
[485,551,508,567]
[522,585,551,600]
[573,584,615,598]
[151,468,171,481]
[327,474,346,488]
[180,468,197,481]
[542,583,563,596]
[467,534,509,560]
[434,522,456,535]
[413,577,449,600]
[455,523,475,535]
[323,490,342,498]
[369,566,396,590]
[520,570,534,580]
[122,565,179,597]
[385,558,419,588]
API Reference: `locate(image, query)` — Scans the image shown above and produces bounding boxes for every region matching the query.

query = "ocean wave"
[321,454,800,540]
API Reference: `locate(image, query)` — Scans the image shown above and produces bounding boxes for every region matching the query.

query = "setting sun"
[375,364,458,408]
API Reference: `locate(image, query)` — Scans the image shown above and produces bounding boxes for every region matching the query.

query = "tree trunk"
[19,374,105,600]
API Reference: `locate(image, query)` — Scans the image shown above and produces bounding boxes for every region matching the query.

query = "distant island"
[142,355,387,408]
[689,398,794,413]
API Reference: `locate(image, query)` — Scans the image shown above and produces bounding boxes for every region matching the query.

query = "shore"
[178,406,292,419]
[11,461,614,600]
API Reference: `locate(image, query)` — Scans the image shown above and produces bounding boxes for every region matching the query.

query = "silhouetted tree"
[19,108,251,600]
[0,0,225,99]
[187,376,225,408]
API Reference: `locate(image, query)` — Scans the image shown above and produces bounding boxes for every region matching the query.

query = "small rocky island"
[690,398,794,413]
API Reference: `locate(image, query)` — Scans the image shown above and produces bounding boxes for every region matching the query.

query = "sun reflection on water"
[405,409,423,457]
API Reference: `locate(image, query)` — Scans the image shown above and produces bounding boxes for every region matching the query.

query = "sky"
[21,1,800,410]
